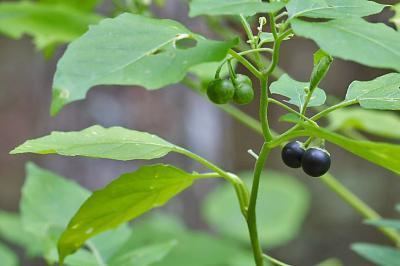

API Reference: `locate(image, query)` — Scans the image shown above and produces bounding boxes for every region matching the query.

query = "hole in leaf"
[174,36,198,50]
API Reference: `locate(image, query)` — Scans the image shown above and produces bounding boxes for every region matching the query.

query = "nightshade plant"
[3,0,400,265]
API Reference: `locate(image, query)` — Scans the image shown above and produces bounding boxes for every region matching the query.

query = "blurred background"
[1,0,400,265]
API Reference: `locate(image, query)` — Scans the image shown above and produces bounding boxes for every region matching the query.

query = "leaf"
[0,243,18,266]
[39,0,101,11]
[127,214,256,266]
[189,0,286,17]
[11,125,176,161]
[392,4,400,30]
[303,125,400,175]
[0,2,101,51]
[270,74,326,109]
[352,243,400,266]
[0,211,42,256]
[58,164,199,262]
[21,163,90,247]
[20,163,132,264]
[365,219,400,231]
[309,50,332,90]
[203,171,310,248]
[51,13,236,115]
[345,73,400,110]
[108,241,177,266]
[286,0,386,19]
[315,258,343,266]
[327,108,400,139]
[291,18,400,72]
[189,59,236,82]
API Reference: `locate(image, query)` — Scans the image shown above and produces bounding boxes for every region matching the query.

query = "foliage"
[3,0,400,265]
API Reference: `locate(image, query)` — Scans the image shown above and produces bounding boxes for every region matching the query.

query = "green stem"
[268,98,319,127]
[240,14,256,48]
[175,147,249,217]
[311,99,358,121]
[218,104,263,135]
[228,49,263,79]
[321,173,400,246]
[263,254,292,266]
[87,241,106,266]
[247,143,271,266]
[260,78,274,141]
[239,48,274,56]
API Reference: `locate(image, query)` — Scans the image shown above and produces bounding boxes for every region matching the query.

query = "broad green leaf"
[203,171,310,248]
[0,211,42,256]
[58,164,199,262]
[352,243,400,266]
[392,4,400,30]
[365,219,400,231]
[286,0,386,19]
[189,0,286,17]
[291,18,400,72]
[127,214,256,266]
[11,125,176,161]
[303,125,400,175]
[109,241,176,266]
[0,243,18,266]
[345,73,400,110]
[0,2,101,51]
[21,163,132,264]
[270,74,326,109]
[39,0,100,11]
[328,108,400,139]
[52,13,236,115]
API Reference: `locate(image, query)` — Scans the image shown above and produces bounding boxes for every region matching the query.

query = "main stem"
[247,143,271,266]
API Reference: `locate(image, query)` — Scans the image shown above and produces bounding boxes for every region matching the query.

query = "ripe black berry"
[301,148,331,177]
[281,141,305,168]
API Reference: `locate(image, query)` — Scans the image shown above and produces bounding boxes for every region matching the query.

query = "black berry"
[281,141,305,168]
[301,148,331,177]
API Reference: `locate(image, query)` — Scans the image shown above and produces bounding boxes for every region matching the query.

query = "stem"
[218,104,263,135]
[228,49,263,79]
[238,48,274,56]
[87,241,106,266]
[175,147,250,217]
[311,99,358,121]
[247,143,271,266]
[263,254,293,266]
[260,78,274,141]
[321,173,400,246]
[240,14,256,48]
[268,98,319,127]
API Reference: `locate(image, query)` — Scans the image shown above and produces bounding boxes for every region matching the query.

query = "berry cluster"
[207,74,254,105]
[281,141,331,177]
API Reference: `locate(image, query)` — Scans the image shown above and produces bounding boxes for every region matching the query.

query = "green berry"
[233,74,254,105]
[206,79,235,104]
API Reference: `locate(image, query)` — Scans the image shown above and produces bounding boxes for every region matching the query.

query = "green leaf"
[52,13,236,115]
[315,258,343,266]
[189,0,286,17]
[108,241,177,266]
[0,211,42,256]
[58,164,199,262]
[328,108,400,139]
[20,163,90,256]
[365,219,400,231]
[286,0,386,19]
[291,18,400,72]
[0,243,18,266]
[352,243,400,266]
[309,50,332,91]
[203,171,310,248]
[128,214,256,266]
[21,163,133,264]
[11,125,176,161]
[0,2,101,51]
[270,74,326,109]
[392,4,400,30]
[189,59,236,82]
[345,73,400,110]
[39,0,101,11]
[303,125,400,175]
